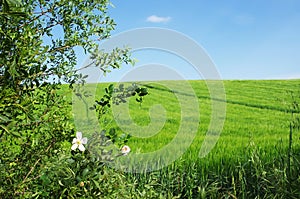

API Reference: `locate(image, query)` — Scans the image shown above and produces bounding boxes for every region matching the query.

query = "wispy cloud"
[146,15,171,23]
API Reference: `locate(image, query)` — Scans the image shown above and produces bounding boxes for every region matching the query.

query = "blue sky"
[79,0,300,81]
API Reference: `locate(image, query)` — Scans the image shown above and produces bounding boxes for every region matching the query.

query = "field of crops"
[69,79,300,198]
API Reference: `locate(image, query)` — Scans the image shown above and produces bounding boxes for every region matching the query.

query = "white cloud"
[146,15,171,23]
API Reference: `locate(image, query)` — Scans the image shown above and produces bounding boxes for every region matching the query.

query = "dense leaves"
[0,0,136,198]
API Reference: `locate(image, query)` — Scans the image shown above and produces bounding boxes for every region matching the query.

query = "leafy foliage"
[93,83,148,148]
[0,0,139,198]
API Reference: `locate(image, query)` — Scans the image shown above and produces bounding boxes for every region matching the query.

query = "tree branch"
[22,139,55,184]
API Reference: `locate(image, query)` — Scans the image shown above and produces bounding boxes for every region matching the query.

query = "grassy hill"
[66,79,300,198]
[89,79,299,154]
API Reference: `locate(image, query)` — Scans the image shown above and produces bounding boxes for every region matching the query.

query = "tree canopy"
[0,1,135,197]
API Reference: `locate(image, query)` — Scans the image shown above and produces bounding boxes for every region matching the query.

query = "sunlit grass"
[61,79,300,198]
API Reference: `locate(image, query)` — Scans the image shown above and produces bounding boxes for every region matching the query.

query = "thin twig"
[22,140,54,183]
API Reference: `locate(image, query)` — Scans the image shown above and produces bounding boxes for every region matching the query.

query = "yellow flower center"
[76,140,81,145]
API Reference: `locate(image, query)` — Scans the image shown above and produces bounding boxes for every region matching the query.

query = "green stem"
[287,120,292,195]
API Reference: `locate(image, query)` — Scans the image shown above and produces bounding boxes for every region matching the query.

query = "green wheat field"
[67,79,300,198]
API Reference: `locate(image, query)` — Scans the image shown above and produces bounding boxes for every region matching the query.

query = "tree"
[0,0,134,197]
[0,0,133,90]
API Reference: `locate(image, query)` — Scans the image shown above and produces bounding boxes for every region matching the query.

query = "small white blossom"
[71,132,87,152]
[121,145,131,155]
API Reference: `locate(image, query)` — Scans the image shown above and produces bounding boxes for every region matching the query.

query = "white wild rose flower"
[121,145,131,155]
[71,132,88,152]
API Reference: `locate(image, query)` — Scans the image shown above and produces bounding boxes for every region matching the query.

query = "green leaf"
[0,125,10,134]
[108,84,114,93]
[82,168,89,177]
[0,115,9,122]
[92,179,101,190]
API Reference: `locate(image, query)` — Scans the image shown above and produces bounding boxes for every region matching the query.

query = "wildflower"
[121,145,131,155]
[71,132,87,151]
[79,181,84,187]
